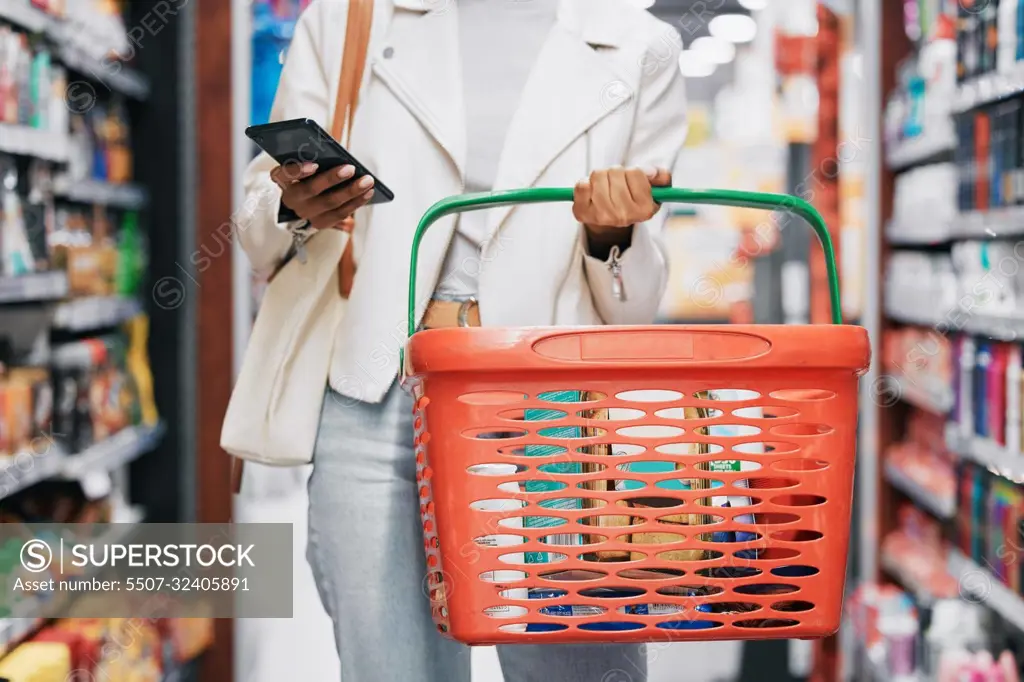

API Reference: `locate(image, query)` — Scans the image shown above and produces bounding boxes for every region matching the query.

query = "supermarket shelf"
[955,62,1024,113]
[53,296,143,331]
[59,422,166,480]
[883,369,953,415]
[949,549,1024,632]
[0,3,52,33]
[883,462,956,520]
[884,299,945,328]
[886,220,954,246]
[885,132,956,171]
[57,38,150,101]
[886,297,1024,342]
[962,311,1024,342]
[0,452,63,501]
[946,423,1024,483]
[53,178,149,210]
[949,206,1024,240]
[0,124,68,162]
[1,7,149,100]
[0,271,69,304]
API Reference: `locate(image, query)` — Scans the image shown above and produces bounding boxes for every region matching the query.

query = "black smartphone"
[245,118,395,220]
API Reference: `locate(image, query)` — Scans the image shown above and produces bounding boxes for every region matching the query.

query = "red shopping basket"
[402,188,870,645]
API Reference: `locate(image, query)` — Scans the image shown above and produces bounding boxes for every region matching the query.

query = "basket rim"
[405,324,870,377]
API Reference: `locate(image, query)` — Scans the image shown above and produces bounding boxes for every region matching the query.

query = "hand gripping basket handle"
[407,187,841,336]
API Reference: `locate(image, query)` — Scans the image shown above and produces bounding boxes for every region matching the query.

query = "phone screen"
[256,125,349,168]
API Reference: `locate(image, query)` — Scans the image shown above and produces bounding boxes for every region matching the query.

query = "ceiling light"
[678,50,716,78]
[709,14,758,43]
[738,0,768,10]
[690,36,736,64]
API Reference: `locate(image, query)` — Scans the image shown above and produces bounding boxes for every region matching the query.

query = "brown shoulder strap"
[333,0,373,299]
[332,0,374,144]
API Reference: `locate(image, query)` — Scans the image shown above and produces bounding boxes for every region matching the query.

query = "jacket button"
[383,47,395,59]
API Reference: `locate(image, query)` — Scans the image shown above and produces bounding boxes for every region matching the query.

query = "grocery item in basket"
[578,406,631,561]
[522,391,587,563]
[708,390,763,557]
[616,399,715,563]
[476,467,529,622]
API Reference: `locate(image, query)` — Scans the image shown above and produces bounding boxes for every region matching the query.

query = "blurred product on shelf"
[887,240,1024,324]
[113,210,142,295]
[0,365,53,461]
[849,583,922,680]
[881,503,959,600]
[0,154,34,277]
[955,97,1024,212]
[905,0,956,45]
[885,409,958,510]
[50,207,114,296]
[63,98,133,186]
[957,0,1024,82]
[884,25,956,160]
[952,335,1024,450]
[50,207,145,297]
[0,25,66,136]
[951,241,1024,318]
[2,142,147,287]
[0,616,212,682]
[885,250,957,321]
[60,0,133,63]
[0,641,69,682]
[51,330,157,454]
[891,162,958,237]
[25,160,53,268]
[884,327,955,410]
[956,460,1024,590]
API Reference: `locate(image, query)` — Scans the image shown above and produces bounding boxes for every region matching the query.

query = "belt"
[422,297,480,329]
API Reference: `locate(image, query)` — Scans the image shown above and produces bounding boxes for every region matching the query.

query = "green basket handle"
[406,187,841,338]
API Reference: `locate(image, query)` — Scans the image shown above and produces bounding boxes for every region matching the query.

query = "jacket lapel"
[483,0,633,241]
[372,0,466,177]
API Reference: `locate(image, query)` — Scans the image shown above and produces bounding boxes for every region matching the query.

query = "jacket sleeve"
[236,0,337,278]
[583,32,688,325]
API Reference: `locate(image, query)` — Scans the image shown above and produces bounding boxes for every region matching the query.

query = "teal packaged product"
[523,390,585,563]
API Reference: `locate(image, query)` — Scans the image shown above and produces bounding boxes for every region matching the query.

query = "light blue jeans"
[307,381,649,682]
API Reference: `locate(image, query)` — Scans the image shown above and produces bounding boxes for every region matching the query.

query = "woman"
[237,0,689,680]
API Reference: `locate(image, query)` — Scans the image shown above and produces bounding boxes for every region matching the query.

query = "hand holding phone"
[247,118,395,229]
[270,162,376,231]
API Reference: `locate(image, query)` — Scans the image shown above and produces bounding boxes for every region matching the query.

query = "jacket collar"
[376,0,636,239]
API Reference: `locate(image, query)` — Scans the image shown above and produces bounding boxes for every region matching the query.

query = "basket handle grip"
[407,187,841,337]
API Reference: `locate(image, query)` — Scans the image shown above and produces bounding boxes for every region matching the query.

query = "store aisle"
[234,467,341,682]
[471,641,743,682]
